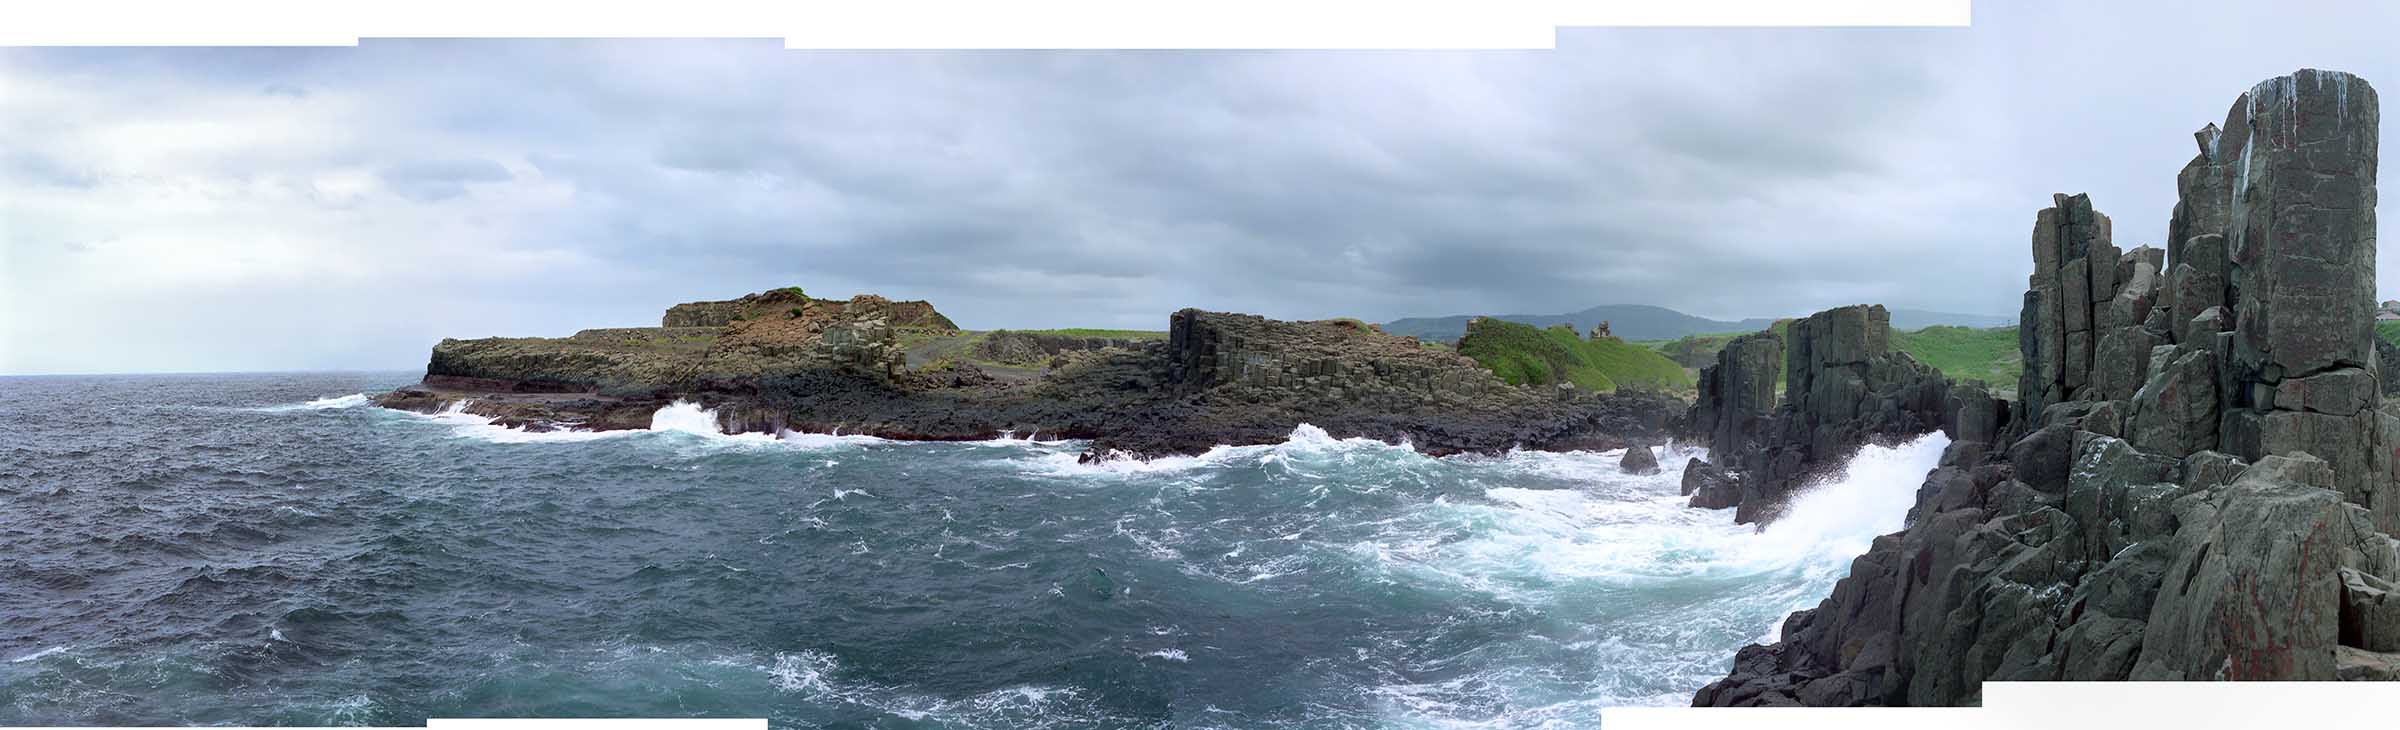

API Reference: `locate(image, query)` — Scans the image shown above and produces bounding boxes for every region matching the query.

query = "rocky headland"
[375,289,1681,459]
[1686,69,2399,704]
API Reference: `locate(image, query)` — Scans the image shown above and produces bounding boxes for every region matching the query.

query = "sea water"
[0,373,1945,728]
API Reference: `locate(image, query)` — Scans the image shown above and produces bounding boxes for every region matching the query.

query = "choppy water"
[0,373,1946,728]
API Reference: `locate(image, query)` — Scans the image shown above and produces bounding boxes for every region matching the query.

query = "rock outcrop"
[417,290,955,396]
[1621,444,1661,475]
[971,330,1149,367]
[1681,306,1960,523]
[1694,70,2397,706]
[378,291,1680,460]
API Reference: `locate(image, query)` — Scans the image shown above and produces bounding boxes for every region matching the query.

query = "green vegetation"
[1457,319,1694,392]
[2377,320,2400,348]
[1891,325,2022,390]
[1641,322,2022,395]
[772,286,808,298]
[1645,320,1794,369]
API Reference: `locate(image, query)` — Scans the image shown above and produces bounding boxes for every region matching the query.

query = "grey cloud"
[5,3,2398,374]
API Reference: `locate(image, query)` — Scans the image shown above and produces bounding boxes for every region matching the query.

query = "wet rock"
[1685,459,1742,509]
[1620,444,1661,475]
[1688,331,1784,458]
[1683,304,1957,523]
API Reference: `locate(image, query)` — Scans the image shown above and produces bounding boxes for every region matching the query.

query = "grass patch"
[1643,321,2020,395]
[2377,320,2400,348]
[1016,328,1168,340]
[1890,325,2021,389]
[1457,319,1693,392]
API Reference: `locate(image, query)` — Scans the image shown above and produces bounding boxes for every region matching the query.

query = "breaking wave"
[254,393,369,411]
[7,372,1956,728]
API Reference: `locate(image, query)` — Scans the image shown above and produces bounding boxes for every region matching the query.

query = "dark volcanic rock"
[377,295,1681,462]
[1680,305,1961,524]
[1620,444,1660,475]
[1695,69,2400,706]
[972,330,1146,366]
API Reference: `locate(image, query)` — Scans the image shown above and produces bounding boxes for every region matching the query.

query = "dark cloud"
[3,2,2397,373]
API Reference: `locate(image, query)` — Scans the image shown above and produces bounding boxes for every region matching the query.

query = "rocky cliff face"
[1693,69,2397,705]
[1167,310,1500,399]
[1681,305,1959,523]
[417,290,959,396]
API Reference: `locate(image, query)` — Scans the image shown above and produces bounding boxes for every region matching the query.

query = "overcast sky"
[3,1,2394,374]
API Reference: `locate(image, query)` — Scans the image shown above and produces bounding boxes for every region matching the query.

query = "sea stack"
[1679,306,1959,524]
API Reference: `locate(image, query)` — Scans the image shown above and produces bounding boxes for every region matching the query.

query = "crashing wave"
[255,393,369,412]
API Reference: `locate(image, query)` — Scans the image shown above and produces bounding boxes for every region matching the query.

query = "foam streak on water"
[0,374,1949,729]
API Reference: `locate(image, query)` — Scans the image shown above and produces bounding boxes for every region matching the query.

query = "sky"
[3,1,2396,374]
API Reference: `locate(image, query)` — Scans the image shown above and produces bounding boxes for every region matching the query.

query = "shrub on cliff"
[1456,317,1692,392]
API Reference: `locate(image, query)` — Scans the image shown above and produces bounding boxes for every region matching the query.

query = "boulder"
[1620,444,1661,475]
[1685,458,1742,509]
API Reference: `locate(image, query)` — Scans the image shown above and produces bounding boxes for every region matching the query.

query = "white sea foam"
[1742,432,1950,573]
[750,649,1112,727]
[256,393,369,411]
[413,400,634,444]
[1015,423,1414,478]
[9,646,68,663]
[415,398,884,449]
[1354,432,1952,722]
[647,400,726,435]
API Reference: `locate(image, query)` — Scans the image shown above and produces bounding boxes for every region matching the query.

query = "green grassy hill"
[1457,318,1694,392]
[1891,325,2021,390]
[1642,322,2021,395]
[2376,321,2400,347]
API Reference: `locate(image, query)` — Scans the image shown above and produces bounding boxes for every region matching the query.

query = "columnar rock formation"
[2014,193,2168,416]
[1682,306,1957,523]
[1693,69,2397,706]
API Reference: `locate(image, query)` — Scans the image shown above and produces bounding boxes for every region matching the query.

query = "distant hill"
[1382,304,2010,343]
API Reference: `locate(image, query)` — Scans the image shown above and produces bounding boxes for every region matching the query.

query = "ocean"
[0,372,1944,728]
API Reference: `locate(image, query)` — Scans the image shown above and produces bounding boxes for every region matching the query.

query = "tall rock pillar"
[2186,71,2388,525]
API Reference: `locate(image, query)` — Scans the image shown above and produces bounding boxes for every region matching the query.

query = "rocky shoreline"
[374,293,1682,459]
[1685,69,2400,704]
[371,66,2399,703]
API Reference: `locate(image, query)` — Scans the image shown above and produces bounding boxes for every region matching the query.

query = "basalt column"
[2194,71,2389,527]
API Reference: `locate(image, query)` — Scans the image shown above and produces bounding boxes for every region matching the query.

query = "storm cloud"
[3,0,2395,373]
